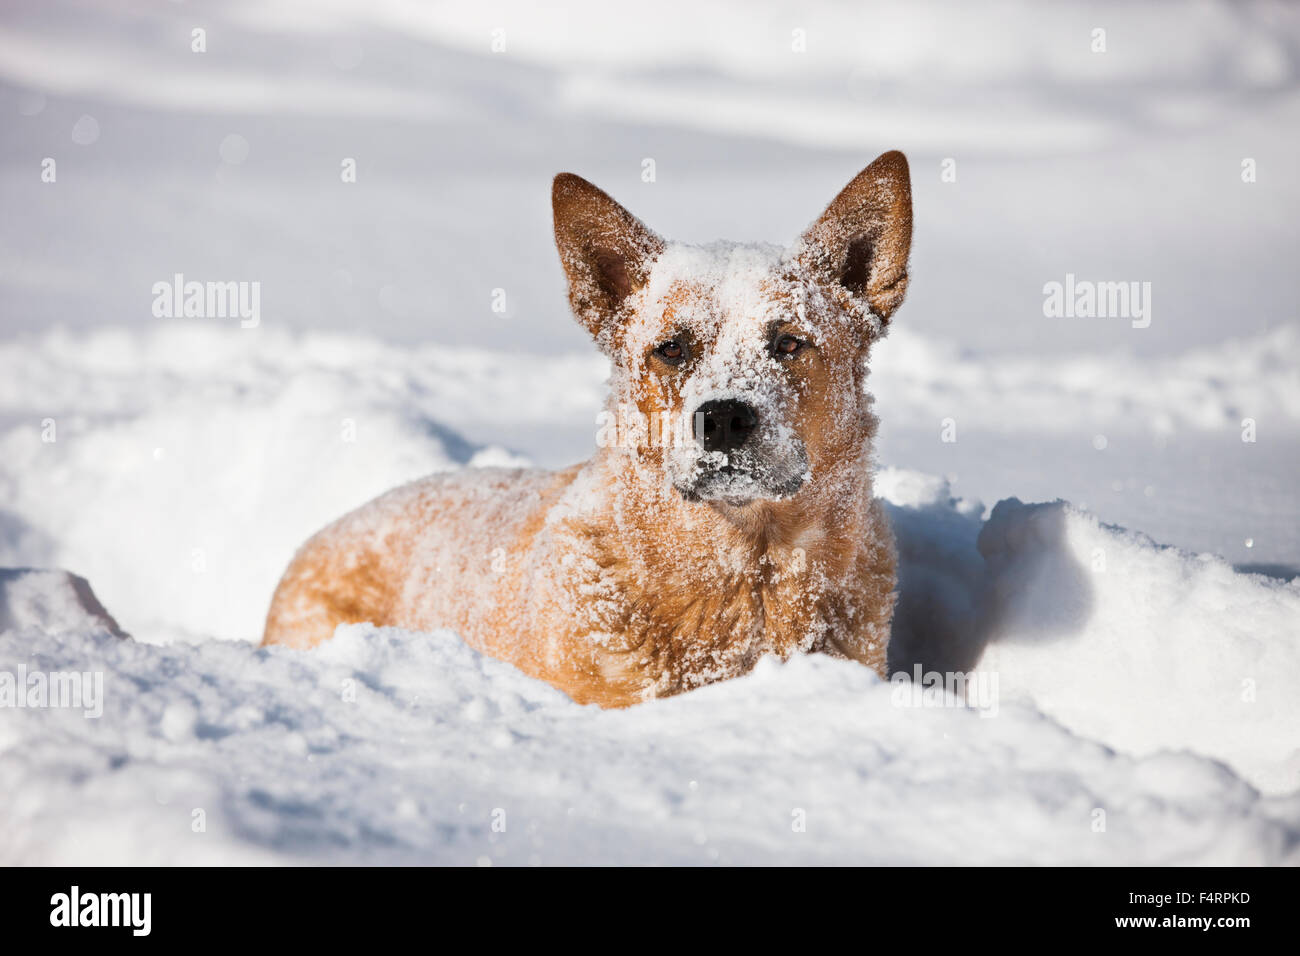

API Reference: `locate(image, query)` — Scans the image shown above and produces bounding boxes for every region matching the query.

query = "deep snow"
[1,0,1298,864]
[2,612,1297,866]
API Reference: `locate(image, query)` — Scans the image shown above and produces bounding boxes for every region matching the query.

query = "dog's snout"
[693,399,758,453]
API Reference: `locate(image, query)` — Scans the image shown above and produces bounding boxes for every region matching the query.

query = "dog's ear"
[553,173,664,350]
[800,151,912,324]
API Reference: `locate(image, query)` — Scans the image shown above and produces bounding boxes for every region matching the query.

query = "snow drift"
[2,618,1297,866]
[883,475,1300,796]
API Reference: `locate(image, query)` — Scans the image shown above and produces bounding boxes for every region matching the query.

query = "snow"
[2,0,1298,863]
[0,569,124,639]
[881,476,1300,796]
[3,622,1297,865]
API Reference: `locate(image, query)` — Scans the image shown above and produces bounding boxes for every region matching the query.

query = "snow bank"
[0,568,125,638]
[882,470,1300,795]
[2,618,1296,866]
[974,498,1300,795]
[0,323,574,641]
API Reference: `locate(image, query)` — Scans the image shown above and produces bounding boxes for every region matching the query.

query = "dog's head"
[553,152,912,510]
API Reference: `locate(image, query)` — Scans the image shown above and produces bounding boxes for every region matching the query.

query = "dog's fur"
[262,152,913,708]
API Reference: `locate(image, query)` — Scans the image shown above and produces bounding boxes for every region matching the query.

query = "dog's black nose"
[693,399,758,453]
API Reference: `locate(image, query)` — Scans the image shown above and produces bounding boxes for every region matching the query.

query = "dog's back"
[262,466,578,653]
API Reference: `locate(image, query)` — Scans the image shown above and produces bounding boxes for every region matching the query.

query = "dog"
[262,151,913,708]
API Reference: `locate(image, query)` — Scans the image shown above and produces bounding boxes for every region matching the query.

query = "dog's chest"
[555,527,849,699]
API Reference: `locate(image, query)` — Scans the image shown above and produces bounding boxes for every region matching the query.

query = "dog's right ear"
[800,151,913,326]
[553,173,664,351]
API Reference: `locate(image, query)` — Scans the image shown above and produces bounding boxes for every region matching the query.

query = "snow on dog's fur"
[262,152,913,707]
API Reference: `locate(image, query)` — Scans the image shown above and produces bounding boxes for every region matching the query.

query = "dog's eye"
[654,339,687,365]
[774,335,803,357]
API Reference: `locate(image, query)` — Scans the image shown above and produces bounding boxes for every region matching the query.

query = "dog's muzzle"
[675,399,807,505]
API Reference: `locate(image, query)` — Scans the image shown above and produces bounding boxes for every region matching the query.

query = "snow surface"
[2,620,1298,866]
[1,0,1298,863]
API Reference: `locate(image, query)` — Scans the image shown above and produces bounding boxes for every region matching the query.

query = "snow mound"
[0,568,125,638]
[0,323,582,642]
[975,497,1300,795]
[881,470,1300,795]
[1,619,1296,866]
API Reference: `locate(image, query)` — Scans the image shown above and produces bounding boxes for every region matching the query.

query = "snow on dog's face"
[553,153,912,508]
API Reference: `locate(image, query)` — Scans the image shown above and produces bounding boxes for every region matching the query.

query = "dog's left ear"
[553,173,665,352]
[800,151,912,325]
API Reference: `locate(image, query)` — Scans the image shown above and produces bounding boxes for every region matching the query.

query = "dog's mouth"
[676,452,807,505]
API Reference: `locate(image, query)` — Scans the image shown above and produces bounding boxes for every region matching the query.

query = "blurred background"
[3,0,1298,349]
[0,0,1297,640]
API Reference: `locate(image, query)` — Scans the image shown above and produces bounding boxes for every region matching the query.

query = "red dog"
[264,152,913,707]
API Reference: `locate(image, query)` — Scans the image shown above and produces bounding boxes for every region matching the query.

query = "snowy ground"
[4,617,1298,866]
[1,0,1298,864]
